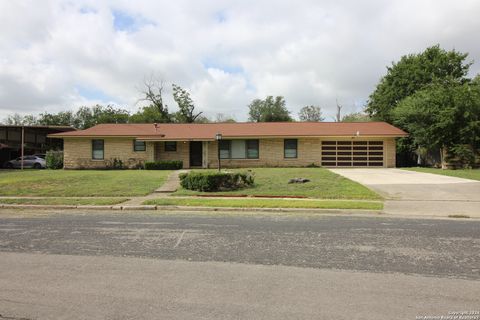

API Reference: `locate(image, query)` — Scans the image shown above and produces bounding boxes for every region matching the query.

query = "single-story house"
[48,122,407,169]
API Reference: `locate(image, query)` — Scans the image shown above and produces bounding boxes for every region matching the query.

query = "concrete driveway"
[330,168,480,216]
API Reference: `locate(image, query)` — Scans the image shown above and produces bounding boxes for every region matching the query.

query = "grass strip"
[144,198,383,210]
[403,167,480,181]
[0,198,129,206]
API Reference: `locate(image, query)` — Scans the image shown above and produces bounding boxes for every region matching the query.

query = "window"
[165,141,177,152]
[219,140,231,159]
[92,140,104,160]
[218,140,259,159]
[284,139,297,158]
[246,140,259,159]
[133,140,146,152]
[231,140,246,158]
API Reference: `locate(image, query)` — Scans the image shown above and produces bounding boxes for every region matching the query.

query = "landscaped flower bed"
[179,171,254,192]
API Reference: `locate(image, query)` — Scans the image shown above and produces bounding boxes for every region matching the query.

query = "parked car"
[34,153,46,159]
[5,155,46,169]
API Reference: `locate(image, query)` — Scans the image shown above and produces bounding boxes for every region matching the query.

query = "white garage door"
[321,141,384,167]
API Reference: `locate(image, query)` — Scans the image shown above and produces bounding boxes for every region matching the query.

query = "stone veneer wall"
[64,137,396,169]
[154,141,190,168]
[207,137,396,168]
[63,138,154,169]
[206,138,322,168]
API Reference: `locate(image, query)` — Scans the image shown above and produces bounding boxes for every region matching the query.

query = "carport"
[0,125,75,167]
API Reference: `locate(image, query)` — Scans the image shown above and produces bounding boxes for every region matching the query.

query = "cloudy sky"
[1,0,479,121]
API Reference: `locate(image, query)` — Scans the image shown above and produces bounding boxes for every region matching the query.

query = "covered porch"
[152,140,212,169]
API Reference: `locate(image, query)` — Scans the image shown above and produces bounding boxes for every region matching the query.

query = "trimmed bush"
[180,171,254,192]
[145,160,183,170]
[106,158,124,170]
[46,150,64,169]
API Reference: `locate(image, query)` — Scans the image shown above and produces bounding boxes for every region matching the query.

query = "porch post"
[215,133,222,172]
[203,141,209,168]
[150,142,156,162]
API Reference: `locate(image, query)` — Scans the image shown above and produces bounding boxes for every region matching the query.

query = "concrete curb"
[2,204,479,219]
[154,205,382,215]
[0,203,381,215]
[0,204,79,210]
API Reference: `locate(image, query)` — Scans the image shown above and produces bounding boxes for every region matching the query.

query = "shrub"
[105,158,125,170]
[46,150,63,169]
[144,160,183,170]
[180,171,254,192]
[448,145,476,169]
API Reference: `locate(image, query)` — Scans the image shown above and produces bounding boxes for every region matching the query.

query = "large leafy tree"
[298,105,324,122]
[393,81,480,167]
[172,84,203,123]
[366,45,472,122]
[248,96,292,122]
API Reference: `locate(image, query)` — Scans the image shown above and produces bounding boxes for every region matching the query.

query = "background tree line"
[3,81,368,129]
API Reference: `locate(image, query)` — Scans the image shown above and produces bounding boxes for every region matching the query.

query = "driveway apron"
[329,168,480,217]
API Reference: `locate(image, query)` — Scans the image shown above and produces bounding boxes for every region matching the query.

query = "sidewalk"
[120,170,189,206]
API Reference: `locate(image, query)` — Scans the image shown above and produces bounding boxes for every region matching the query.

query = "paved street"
[0,210,479,319]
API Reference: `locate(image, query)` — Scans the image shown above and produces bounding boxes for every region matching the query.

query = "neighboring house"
[0,125,75,166]
[48,122,407,169]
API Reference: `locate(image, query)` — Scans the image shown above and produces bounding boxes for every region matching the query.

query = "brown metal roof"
[0,125,75,131]
[48,122,407,140]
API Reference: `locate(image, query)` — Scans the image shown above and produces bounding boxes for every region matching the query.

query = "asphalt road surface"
[0,209,479,319]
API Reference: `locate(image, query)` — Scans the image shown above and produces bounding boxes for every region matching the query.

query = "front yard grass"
[144,198,383,210]
[174,168,380,200]
[403,167,480,181]
[0,170,171,197]
[0,197,128,206]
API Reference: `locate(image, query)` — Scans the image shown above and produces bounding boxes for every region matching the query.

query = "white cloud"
[1,0,479,120]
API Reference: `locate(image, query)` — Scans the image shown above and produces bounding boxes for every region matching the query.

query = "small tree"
[172,84,203,123]
[298,105,324,122]
[342,112,371,122]
[3,113,38,125]
[137,77,171,123]
[45,150,64,169]
[215,113,236,123]
[248,96,292,122]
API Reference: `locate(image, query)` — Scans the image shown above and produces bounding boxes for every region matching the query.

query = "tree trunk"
[440,147,448,169]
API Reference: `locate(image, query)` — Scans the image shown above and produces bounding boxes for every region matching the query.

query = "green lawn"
[403,167,480,181]
[144,198,383,210]
[0,197,128,205]
[0,170,171,197]
[173,168,380,200]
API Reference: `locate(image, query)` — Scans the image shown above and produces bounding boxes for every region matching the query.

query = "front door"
[189,141,203,167]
